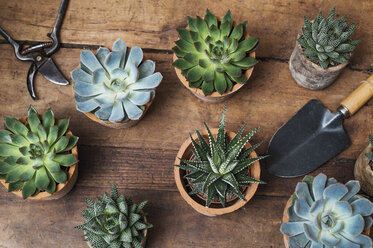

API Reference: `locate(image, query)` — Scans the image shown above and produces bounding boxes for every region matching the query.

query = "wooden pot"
[173,23,256,103]
[174,128,261,216]
[0,116,79,200]
[289,39,348,90]
[282,198,370,248]
[84,216,148,248]
[354,144,373,197]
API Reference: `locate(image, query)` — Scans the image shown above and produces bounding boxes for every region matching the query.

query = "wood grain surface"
[0,0,372,247]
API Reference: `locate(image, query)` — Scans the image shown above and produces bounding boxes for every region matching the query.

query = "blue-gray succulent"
[71,39,162,123]
[281,173,373,248]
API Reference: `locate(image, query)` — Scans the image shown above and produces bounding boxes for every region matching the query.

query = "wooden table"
[0,1,372,247]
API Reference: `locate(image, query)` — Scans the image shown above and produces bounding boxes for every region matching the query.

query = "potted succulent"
[0,106,78,200]
[76,183,153,248]
[174,107,266,216]
[289,7,359,90]
[281,173,373,248]
[71,38,163,129]
[172,10,258,103]
[354,135,373,197]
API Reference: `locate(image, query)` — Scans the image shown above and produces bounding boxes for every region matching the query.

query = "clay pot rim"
[0,115,78,200]
[84,214,148,248]
[174,128,261,216]
[72,54,158,129]
[282,197,370,247]
[295,33,349,72]
[173,19,256,101]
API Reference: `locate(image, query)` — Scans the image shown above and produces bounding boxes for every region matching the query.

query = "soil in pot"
[174,128,261,216]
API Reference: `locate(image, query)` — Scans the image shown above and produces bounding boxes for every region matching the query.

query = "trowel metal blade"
[266,99,350,178]
[38,57,69,85]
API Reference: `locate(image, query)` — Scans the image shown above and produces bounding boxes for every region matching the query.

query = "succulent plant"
[366,135,373,163]
[0,106,78,199]
[281,173,373,248]
[173,10,259,96]
[76,184,153,248]
[298,7,359,69]
[71,39,163,123]
[175,106,266,207]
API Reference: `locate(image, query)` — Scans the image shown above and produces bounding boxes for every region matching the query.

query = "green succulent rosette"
[0,106,78,199]
[173,10,259,96]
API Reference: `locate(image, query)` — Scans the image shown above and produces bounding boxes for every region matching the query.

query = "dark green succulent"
[298,7,359,69]
[366,135,373,162]
[0,106,78,199]
[173,10,259,96]
[76,184,153,248]
[175,107,266,207]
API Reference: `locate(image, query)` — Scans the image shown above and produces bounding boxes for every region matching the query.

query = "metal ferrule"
[337,105,350,119]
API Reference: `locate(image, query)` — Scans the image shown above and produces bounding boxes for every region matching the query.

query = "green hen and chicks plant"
[173,10,259,96]
[0,106,78,199]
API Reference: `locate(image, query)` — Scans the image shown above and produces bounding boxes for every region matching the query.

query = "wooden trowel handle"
[340,74,373,117]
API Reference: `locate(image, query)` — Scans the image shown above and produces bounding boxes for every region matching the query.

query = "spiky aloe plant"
[366,135,373,164]
[281,173,373,248]
[298,7,359,69]
[173,10,259,96]
[175,107,266,207]
[72,39,162,123]
[76,184,153,248]
[0,106,78,199]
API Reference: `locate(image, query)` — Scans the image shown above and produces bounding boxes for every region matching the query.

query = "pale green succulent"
[298,7,359,69]
[76,184,153,248]
[175,106,266,207]
[72,39,162,123]
[0,106,78,199]
[173,10,258,96]
[281,173,373,248]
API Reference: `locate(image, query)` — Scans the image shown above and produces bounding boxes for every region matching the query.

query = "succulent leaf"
[72,39,162,124]
[175,107,265,207]
[299,7,358,69]
[281,173,373,247]
[173,10,258,95]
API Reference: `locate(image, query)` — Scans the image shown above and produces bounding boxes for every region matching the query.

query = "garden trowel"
[267,75,373,177]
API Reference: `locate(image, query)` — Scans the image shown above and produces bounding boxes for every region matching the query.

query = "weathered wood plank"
[0,184,287,248]
[0,0,372,70]
[0,45,371,158]
[75,145,358,197]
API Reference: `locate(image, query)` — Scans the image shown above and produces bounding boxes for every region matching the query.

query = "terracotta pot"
[354,144,373,197]
[289,38,348,90]
[282,198,370,248]
[0,116,78,200]
[84,216,148,248]
[174,128,261,216]
[173,22,256,103]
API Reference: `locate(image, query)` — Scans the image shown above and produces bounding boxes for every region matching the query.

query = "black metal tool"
[267,75,373,178]
[0,0,69,100]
